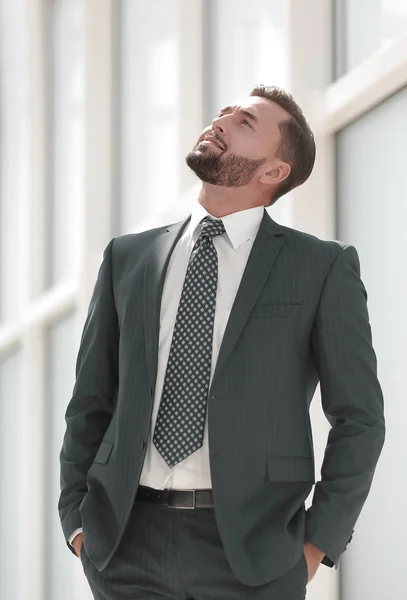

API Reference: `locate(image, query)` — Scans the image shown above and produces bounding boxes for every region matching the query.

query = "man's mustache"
[198,130,226,151]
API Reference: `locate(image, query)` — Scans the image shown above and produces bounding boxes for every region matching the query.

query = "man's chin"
[196,174,222,185]
[186,167,220,185]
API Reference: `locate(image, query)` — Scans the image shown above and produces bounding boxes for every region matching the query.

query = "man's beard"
[185,146,266,187]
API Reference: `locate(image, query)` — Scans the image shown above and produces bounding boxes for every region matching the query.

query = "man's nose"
[211,115,226,133]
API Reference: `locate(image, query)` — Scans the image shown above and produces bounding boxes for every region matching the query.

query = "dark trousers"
[80,498,308,600]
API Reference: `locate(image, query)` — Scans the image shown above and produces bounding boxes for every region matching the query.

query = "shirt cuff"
[68,527,83,546]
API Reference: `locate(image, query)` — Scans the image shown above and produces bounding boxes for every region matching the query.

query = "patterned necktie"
[153,216,226,468]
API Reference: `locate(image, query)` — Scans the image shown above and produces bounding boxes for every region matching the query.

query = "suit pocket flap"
[251,303,302,318]
[93,441,114,464]
[267,455,315,483]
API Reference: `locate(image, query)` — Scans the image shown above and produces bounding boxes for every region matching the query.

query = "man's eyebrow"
[218,105,259,123]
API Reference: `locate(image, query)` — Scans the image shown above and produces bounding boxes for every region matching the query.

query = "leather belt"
[136,485,214,509]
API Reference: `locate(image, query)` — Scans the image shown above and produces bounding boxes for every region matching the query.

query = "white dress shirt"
[69,201,264,545]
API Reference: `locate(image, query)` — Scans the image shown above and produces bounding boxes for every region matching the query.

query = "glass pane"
[117,0,180,234]
[44,311,81,600]
[334,0,407,78]
[0,0,29,323]
[204,0,288,124]
[0,349,22,599]
[336,87,407,598]
[45,0,84,287]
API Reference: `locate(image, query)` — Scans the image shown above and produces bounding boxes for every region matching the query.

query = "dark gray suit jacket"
[59,209,385,586]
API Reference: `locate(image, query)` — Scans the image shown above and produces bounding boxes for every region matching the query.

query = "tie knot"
[199,217,225,240]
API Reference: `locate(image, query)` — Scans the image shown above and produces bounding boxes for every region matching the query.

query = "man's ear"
[259,162,291,186]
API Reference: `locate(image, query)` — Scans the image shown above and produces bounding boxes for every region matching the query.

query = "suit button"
[141,441,146,450]
[149,387,153,398]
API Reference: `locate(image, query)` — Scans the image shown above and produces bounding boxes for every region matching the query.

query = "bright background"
[0,1,406,599]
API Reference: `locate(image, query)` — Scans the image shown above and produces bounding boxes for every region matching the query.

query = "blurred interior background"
[0,0,406,599]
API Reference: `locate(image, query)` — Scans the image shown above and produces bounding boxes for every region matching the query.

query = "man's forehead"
[223,96,264,111]
[236,95,266,107]
[223,95,288,121]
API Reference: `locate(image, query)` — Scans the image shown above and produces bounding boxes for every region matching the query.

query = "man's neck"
[197,184,266,218]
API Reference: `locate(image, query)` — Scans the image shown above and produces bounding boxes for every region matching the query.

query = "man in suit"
[59,85,385,599]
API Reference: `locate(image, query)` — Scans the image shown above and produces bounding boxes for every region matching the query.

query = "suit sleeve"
[306,244,385,568]
[58,238,119,553]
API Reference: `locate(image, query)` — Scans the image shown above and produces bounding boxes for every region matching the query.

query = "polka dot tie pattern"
[152,216,226,468]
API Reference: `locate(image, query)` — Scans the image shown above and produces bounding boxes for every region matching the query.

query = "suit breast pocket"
[250,303,302,319]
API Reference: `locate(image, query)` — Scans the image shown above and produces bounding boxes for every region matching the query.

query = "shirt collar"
[186,201,265,250]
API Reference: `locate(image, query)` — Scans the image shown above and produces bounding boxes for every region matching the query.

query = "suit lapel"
[210,210,286,389]
[143,216,191,386]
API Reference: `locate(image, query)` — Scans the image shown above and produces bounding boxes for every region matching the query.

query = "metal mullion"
[286,0,336,240]
[17,2,53,597]
[178,0,205,194]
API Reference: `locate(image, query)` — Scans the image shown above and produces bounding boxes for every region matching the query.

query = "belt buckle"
[167,489,196,509]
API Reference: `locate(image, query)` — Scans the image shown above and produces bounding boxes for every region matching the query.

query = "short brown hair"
[250,85,316,205]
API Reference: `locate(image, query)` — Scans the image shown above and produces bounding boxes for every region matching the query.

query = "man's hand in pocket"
[303,542,324,582]
[72,532,83,558]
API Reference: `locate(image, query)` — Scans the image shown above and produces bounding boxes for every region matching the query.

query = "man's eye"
[243,119,253,129]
